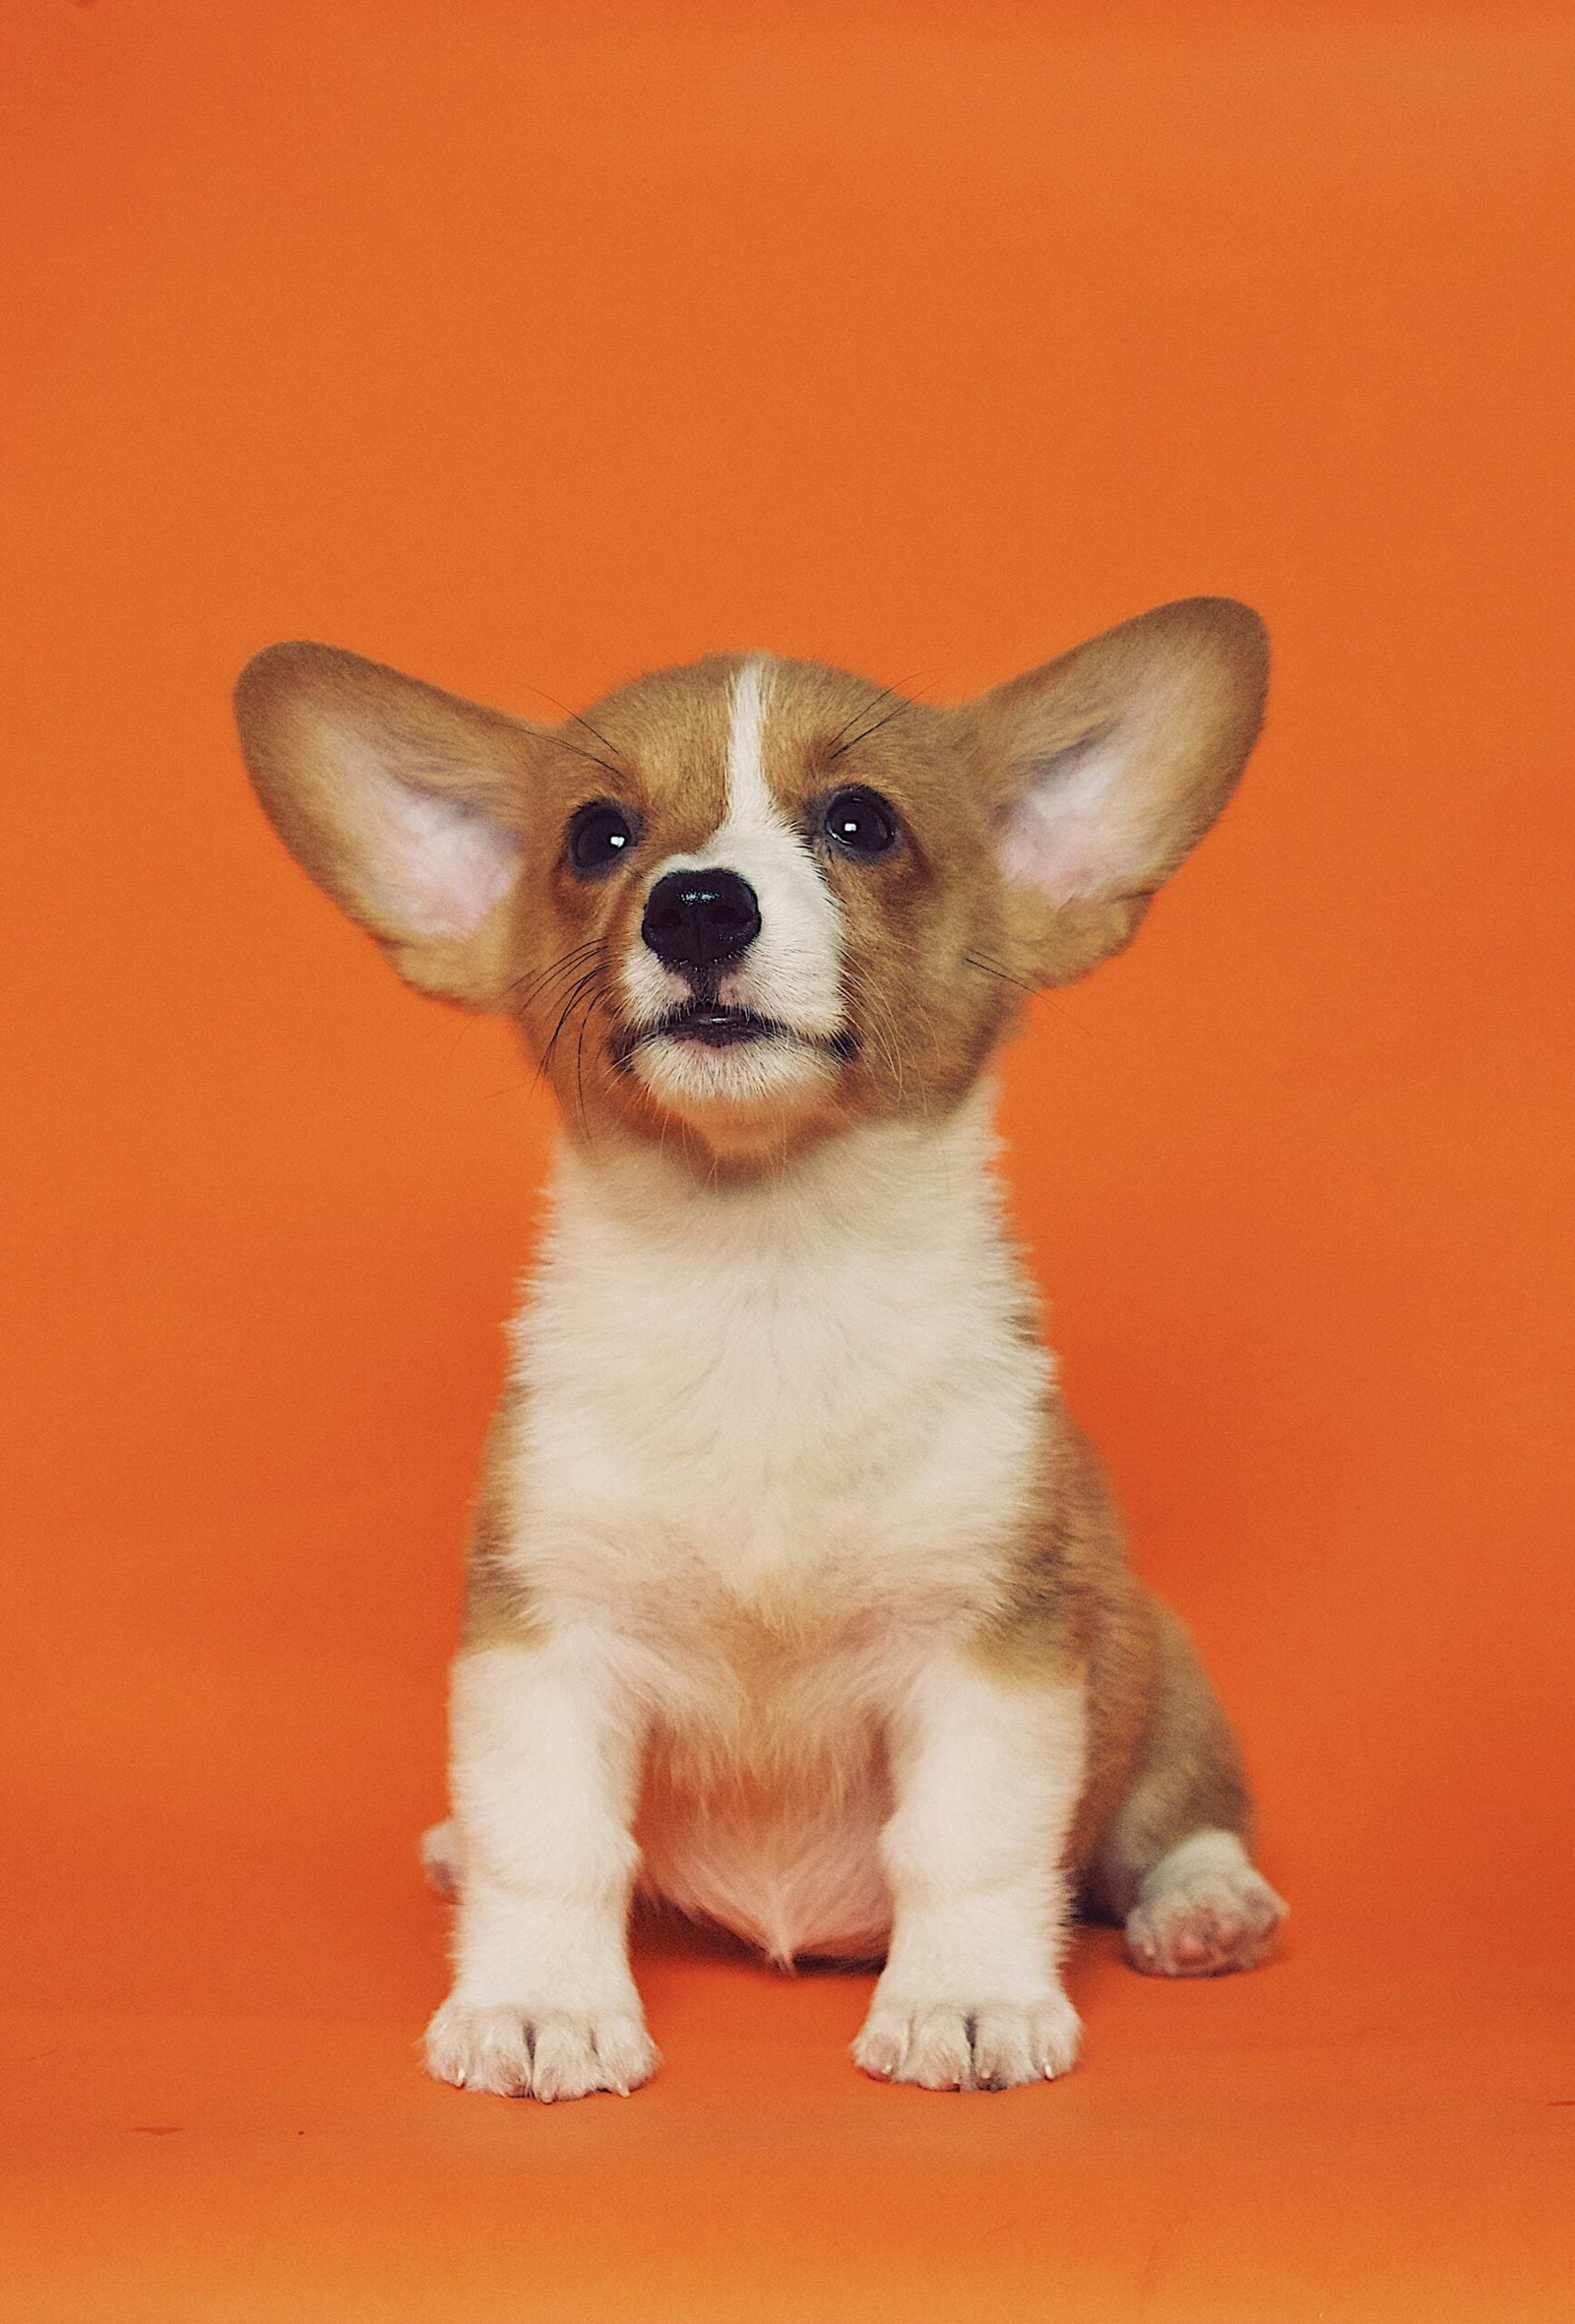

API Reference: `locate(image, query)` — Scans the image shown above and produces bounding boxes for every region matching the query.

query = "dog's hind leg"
[1091,1603,1287,1977]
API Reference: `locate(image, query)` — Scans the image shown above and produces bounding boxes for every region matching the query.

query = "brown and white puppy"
[235,598,1285,2102]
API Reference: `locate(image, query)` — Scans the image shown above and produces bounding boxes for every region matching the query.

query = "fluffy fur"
[235,597,1286,2100]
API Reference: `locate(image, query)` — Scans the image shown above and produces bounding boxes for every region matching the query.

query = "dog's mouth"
[612,1005,858,1067]
[653,1003,789,1048]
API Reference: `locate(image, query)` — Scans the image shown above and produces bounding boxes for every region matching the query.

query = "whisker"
[829,698,921,762]
[536,729,625,787]
[826,675,931,765]
[523,687,632,778]
[525,955,605,1021]
[963,952,1039,1000]
[964,952,1093,1036]
[571,977,608,1135]
[503,939,602,1012]
[535,968,603,1090]
[824,682,902,755]
[823,670,929,760]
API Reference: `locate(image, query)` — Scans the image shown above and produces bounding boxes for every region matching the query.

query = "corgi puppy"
[235,597,1285,2102]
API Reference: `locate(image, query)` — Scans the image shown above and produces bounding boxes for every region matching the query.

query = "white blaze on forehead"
[700,656,843,1034]
[619,653,848,1098]
[725,658,775,830]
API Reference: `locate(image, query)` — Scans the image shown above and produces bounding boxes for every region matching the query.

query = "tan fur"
[458,1389,540,1652]
[961,1413,1243,1904]
[1087,1601,1253,1919]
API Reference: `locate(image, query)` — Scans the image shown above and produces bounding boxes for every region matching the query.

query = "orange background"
[3,3,1571,2317]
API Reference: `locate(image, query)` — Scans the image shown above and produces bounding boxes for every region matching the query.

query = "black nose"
[641,868,762,971]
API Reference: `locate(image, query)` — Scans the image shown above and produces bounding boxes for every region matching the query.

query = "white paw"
[1126,1833,1287,1978]
[424,1998,659,2102]
[852,1990,1082,2091]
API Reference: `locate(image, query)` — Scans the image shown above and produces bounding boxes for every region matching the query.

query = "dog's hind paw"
[1126,1829,1286,1978]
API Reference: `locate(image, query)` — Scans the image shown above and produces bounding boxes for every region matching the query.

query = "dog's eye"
[567,800,638,877]
[823,786,901,860]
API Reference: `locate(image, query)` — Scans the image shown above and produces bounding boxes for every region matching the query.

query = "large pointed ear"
[234,643,542,1006]
[962,598,1268,985]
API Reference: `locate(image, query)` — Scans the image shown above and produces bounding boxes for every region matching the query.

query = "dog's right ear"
[234,642,545,1007]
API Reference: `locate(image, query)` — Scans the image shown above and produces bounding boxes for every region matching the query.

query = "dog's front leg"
[424,1634,657,2102]
[854,1655,1085,2091]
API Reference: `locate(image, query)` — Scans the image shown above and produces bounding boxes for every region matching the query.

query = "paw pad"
[1126,1852,1286,1978]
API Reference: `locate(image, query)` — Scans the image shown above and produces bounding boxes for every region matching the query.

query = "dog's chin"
[628,1015,841,1149]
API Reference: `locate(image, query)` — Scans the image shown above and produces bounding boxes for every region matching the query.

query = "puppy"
[235,597,1285,2102]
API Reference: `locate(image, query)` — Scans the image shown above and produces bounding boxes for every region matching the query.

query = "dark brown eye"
[823,785,900,860]
[567,799,638,877]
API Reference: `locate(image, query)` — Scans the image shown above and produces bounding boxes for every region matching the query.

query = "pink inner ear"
[343,734,521,937]
[999,727,1145,904]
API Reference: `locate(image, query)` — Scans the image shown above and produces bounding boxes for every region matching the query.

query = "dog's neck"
[544,1083,1010,1270]
[516,1080,1042,1451]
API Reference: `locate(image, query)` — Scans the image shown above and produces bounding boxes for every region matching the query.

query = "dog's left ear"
[235,642,544,1007]
[961,598,1268,985]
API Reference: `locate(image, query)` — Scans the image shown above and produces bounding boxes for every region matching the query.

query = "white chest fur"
[500,1095,1051,1744]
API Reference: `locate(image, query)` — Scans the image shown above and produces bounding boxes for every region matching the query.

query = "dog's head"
[235,600,1266,1163]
